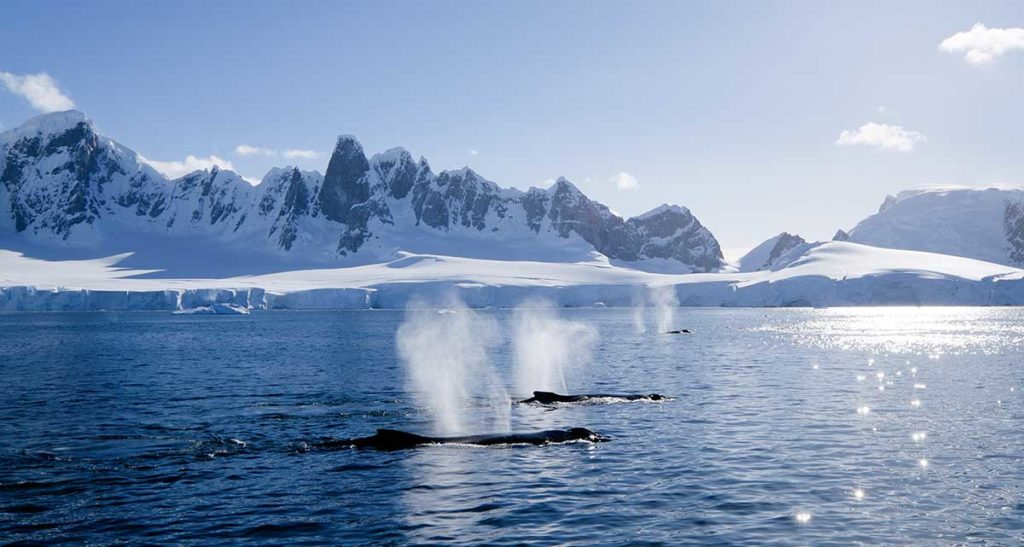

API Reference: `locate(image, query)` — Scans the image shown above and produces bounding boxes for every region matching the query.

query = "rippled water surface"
[2,308,1023,545]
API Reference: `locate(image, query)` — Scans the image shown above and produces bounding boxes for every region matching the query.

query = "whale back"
[374,429,431,449]
[531,391,574,403]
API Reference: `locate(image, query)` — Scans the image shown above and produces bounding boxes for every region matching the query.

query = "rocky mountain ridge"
[0,110,724,272]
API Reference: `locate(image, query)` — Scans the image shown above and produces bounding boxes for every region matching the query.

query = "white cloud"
[234,144,321,161]
[470,149,479,156]
[235,144,275,156]
[241,175,262,186]
[0,71,75,113]
[940,23,1024,64]
[610,172,638,190]
[283,149,320,160]
[142,154,235,179]
[835,122,926,152]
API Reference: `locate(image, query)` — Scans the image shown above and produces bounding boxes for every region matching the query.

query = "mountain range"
[0,110,723,274]
[3,110,1024,286]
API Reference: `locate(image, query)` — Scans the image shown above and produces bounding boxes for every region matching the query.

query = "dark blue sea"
[2,308,1023,545]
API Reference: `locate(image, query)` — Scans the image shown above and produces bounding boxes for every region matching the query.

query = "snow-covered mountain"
[736,232,807,272]
[842,185,1024,268]
[0,110,724,272]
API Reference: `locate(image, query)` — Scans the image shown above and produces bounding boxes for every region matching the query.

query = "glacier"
[1,242,1022,311]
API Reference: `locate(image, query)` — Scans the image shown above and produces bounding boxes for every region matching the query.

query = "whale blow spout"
[518,391,667,405]
[316,427,610,451]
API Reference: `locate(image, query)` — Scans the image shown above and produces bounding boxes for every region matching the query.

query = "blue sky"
[2,0,1022,255]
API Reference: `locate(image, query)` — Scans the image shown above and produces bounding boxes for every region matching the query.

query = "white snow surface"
[2,241,1022,311]
[846,185,1024,267]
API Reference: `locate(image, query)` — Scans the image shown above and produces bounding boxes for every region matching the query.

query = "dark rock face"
[417,169,506,231]
[546,180,640,261]
[833,229,850,242]
[879,194,898,212]
[765,232,806,267]
[165,168,251,230]
[318,136,370,224]
[1,111,724,270]
[1,118,164,238]
[372,148,418,200]
[629,207,723,270]
[522,188,549,233]
[1006,201,1024,266]
[261,168,321,251]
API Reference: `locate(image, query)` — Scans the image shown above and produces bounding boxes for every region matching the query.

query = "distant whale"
[316,427,609,451]
[664,329,692,334]
[518,391,667,405]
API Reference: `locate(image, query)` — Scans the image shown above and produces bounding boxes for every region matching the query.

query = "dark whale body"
[664,329,692,334]
[317,427,609,451]
[519,391,666,405]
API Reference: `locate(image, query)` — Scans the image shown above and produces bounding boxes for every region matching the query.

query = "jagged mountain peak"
[737,232,808,272]
[635,203,691,221]
[333,134,364,151]
[548,176,581,192]
[1,112,723,271]
[0,109,91,143]
[372,146,413,165]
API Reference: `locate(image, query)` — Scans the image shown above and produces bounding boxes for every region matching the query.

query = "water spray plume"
[649,285,679,334]
[632,290,648,334]
[512,298,597,396]
[396,295,509,435]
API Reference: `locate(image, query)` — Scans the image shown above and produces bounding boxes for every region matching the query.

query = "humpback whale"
[664,329,692,334]
[316,427,609,451]
[518,391,667,405]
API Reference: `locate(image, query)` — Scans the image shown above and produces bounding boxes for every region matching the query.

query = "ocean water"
[1,308,1023,545]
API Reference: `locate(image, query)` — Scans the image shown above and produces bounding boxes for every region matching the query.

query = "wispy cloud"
[469,149,479,156]
[234,144,321,160]
[235,144,275,156]
[835,122,925,152]
[940,23,1024,64]
[283,149,319,160]
[610,172,638,190]
[0,71,75,113]
[142,154,235,179]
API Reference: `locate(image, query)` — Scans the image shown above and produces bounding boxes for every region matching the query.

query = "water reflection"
[757,307,1024,355]
[2,308,1022,545]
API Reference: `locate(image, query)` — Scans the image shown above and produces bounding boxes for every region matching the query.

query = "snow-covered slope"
[2,241,1021,310]
[736,232,807,272]
[0,110,723,273]
[844,185,1024,267]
